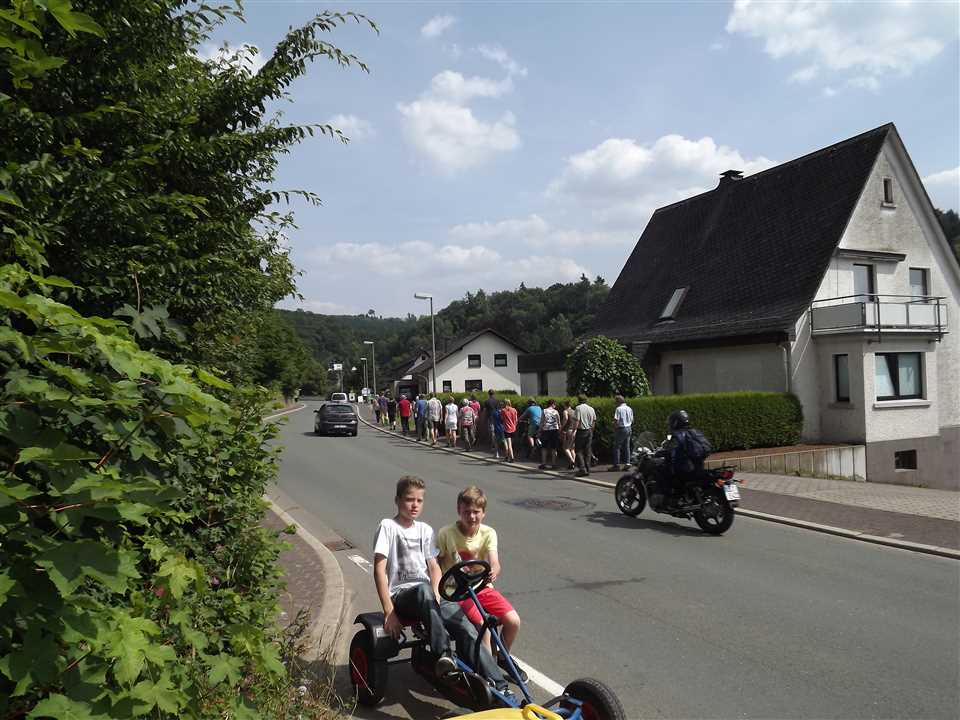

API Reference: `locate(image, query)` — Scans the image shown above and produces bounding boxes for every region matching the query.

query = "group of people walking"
[374,389,636,478]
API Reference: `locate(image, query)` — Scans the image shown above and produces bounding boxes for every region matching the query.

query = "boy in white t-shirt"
[373,476,507,690]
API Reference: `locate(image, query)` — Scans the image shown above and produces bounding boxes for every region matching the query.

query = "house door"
[853,263,875,302]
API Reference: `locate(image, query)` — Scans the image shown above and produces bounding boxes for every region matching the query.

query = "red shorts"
[459,587,515,626]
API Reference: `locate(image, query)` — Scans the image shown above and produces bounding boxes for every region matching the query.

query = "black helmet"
[668,410,690,431]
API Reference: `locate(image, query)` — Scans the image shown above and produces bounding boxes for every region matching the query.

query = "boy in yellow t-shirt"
[436,486,522,675]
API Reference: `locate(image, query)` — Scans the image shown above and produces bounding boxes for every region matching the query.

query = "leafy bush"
[566,336,649,397]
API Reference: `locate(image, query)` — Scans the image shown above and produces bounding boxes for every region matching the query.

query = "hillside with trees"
[279,275,609,391]
[935,208,960,264]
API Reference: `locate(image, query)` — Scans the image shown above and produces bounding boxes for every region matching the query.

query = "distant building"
[586,123,958,489]
[519,350,570,396]
[403,329,526,395]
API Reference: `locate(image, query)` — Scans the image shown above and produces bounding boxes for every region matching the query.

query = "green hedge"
[455,391,802,457]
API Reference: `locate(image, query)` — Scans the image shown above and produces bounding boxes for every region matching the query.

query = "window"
[882,177,895,205]
[659,287,689,320]
[875,353,922,400]
[465,379,483,392]
[894,450,917,470]
[834,354,850,402]
[467,354,481,368]
[909,268,928,298]
[671,363,683,395]
[494,353,508,367]
[853,263,875,302]
[442,380,452,393]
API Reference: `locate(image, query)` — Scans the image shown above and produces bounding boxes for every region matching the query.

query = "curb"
[264,497,347,656]
[358,412,960,560]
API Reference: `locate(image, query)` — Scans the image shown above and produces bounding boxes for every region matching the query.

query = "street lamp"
[363,340,377,395]
[414,292,437,395]
[360,357,368,395]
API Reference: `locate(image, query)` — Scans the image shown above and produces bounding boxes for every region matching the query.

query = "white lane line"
[264,403,307,420]
[348,554,374,574]
[345,552,566,695]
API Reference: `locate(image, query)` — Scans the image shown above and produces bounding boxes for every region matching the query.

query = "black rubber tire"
[693,490,735,535]
[563,677,626,720]
[349,629,387,706]
[352,430,358,436]
[614,475,645,517]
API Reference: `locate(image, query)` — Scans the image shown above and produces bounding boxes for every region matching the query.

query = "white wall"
[651,344,785,396]
[435,333,522,393]
[519,369,568,397]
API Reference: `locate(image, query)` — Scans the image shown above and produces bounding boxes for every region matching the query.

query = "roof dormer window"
[659,286,689,321]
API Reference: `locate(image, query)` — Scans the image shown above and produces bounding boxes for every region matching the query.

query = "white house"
[405,329,526,395]
[588,123,959,489]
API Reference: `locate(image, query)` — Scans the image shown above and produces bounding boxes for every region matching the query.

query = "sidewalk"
[360,406,960,557]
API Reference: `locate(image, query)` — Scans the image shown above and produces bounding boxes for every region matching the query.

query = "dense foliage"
[934,208,960,264]
[280,275,610,391]
[565,336,649,398]
[1,1,372,716]
[414,391,802,456]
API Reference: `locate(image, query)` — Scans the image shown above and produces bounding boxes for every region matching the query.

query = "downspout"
[780,340,793,394]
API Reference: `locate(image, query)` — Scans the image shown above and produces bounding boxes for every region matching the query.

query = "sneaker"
[575,470,589,477]
[435,653,457,680]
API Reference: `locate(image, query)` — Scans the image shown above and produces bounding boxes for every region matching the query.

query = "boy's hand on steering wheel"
[384,610,403,639]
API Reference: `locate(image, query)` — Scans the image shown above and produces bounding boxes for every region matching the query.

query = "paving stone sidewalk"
[263,509,327,629]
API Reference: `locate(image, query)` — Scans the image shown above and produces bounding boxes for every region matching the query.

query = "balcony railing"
[810,294,947,341]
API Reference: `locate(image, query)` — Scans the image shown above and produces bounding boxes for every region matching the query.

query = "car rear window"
[325,405,355,416]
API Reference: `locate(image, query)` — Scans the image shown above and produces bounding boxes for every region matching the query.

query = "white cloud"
[195,41,265,73]
[328,114,375,140]
[709,41,727,52]
[789,65,819,84]
[726,0,958,90]
[449,214,623,249]
[421,15,456,39]
[304,240,590,286]
[278,299,358,315]
[429,70,514,103]
[822,86,838,98]
[846,76,880,92]
[398,63,525,174]
[477,45,528,77]
[923,167,960,210]
[546,134,776,227]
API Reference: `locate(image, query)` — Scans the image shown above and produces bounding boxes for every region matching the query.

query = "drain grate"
[324,538,355,551]
[509,497,594,512]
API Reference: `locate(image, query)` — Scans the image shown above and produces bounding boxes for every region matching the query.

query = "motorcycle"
[614,432,740,534]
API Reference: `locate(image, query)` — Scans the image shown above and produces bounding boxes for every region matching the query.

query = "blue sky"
[202,1,960,317]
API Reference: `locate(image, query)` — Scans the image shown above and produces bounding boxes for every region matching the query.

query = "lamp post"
[414,292,436,395]
[363,340,376,395]
[360,357,368,395]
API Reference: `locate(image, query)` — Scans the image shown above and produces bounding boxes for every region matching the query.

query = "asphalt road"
[274,402,960,720]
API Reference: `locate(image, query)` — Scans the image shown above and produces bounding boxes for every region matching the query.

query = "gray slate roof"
[593,123,893,344]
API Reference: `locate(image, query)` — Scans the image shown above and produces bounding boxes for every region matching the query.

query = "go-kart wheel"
[614,475,645,517]
[562,677,626,720]
[439,559,491,602]
[349,629,387,705]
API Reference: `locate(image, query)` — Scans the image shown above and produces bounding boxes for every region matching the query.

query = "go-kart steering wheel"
[439,559,491,602]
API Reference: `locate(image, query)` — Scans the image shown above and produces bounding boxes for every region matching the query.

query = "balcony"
[810,295,947,340]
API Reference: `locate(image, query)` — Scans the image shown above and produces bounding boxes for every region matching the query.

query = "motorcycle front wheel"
[614,475,646,516]
[693,490,734,534]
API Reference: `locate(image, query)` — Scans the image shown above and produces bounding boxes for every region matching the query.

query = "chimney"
[718,169,743,188]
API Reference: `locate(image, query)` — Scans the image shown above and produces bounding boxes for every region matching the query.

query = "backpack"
[676,429,712,473]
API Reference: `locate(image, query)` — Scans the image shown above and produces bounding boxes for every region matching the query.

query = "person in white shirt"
[427,393,443,446]
[573,395,597,477]
[610,395,634,471]
[444,397,460,448]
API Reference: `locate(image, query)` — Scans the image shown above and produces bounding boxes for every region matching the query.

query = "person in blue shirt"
[414,395,429,442]
[518,399,542,460]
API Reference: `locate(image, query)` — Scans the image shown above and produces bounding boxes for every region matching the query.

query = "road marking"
[264,403,307,420]
[345,555,566,695]
[348,554,374,574]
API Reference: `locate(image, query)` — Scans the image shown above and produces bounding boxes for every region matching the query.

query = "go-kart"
[349,560,625,720]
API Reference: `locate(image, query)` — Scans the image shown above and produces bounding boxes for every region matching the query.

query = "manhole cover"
[324,538,354,551]
[509,497,594,512]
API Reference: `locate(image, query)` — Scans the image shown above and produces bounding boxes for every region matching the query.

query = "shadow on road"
[333,658,461,720]
[583,509,710,537]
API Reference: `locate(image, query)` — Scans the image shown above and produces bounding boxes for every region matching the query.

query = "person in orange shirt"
[499,399,518,462]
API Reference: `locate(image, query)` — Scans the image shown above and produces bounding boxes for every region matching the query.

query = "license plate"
[334,425,347,429]
[724,484,741,501]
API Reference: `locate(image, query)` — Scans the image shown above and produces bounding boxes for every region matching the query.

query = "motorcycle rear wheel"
[693,490,734,534]
[614,475,645,516]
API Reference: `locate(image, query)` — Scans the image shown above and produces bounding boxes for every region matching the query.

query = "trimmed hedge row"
[421,391,802,457]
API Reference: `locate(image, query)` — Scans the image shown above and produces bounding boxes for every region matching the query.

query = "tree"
[545,314,574,349]
[566,336,650,397]
[934,208,960,264]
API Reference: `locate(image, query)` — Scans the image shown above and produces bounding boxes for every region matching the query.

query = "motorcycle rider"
[654,410,709,507]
